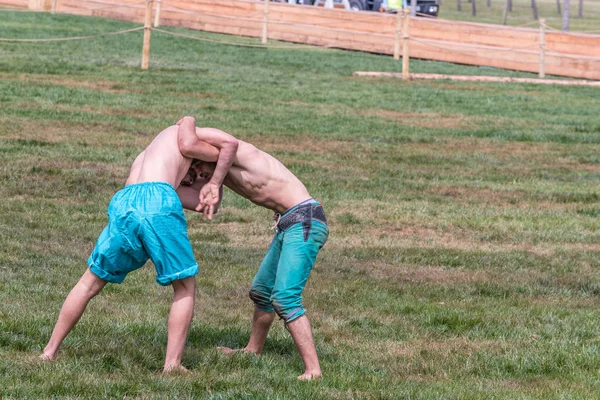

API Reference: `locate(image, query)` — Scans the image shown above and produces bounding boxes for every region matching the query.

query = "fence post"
[539,18,546,78]
[402,10,410,79]
[51,0,57,13]
[142,0,153,70]
[154,0,161,27]
[262,0,270,44]
[393,10,403,60]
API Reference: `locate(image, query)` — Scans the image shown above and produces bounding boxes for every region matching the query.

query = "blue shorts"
[88,182,198,286]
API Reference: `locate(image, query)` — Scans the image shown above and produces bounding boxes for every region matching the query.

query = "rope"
[0,7,47,12]
[414,37,540,53]
[0,26,144,42]
[81,1,146,12]
[75,0,146,11]
[0,0,146,12]
[161,1,383,28]
[410,37,565,66]
[513,20,542,27]
[151,27,331,50]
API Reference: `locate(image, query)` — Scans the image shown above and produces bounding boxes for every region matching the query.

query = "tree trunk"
[556,0,561,15]
[457,0,462,11]
[578,0,583,18]
[508,0,512,11]
[487,0,491,7]
[562,0,570,30]
[502,0,509,24]
[472,0,476,15]
[531,0,538,19]
[410,0,417,16]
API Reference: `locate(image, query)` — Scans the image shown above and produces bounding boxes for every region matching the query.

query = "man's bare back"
[214,140,311,213]
[126,125,218,188]
[179,120,311,214]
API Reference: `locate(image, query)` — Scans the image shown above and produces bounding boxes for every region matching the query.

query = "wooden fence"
[6,0,600,80]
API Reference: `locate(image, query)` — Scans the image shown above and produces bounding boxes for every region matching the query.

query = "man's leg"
[271,221,328,380]
[41,268,107,360]
[163,276,196,374]
[287,315,321,380]
[243,306,276,354]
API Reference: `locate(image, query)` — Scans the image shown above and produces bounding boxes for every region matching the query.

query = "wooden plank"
[546,32,600,57]
[1,0,28,7]
[355,72,600,86]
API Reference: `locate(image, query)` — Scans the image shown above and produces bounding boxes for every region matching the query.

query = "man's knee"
[172,276,196,298]
[249,286,274,312]
[270,293,305,324]
[80,269,107,297]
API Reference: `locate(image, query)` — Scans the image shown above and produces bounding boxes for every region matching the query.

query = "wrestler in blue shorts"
[41,117,235,373]
[89,182,198,286]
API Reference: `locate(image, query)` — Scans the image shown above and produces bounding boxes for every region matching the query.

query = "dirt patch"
[51,104,155,118]
[420,81,552,98]
[251,135,355,157]
[563,163,600,173]
[361,109,477,130]
[0,73,133,94]
[278,100,311,107]
[427,185,524,205]
[370,263,493,286]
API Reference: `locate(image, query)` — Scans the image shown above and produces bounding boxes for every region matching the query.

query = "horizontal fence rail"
[4,0,600,80]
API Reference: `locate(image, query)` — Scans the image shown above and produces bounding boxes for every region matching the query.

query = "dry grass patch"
[420,81,553,98]
[356,262,493,286]
[252,135,355,157]
[0,73,133,94]
[362,109,478,130]
[427,185,524,205]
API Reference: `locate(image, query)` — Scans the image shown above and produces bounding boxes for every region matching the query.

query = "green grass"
[1,10,600,399]
[439,0,600,33]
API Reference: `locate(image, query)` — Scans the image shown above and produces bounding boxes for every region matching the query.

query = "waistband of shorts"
[275,200,327,232]
[122,181,176,192]
[279,198,316,218]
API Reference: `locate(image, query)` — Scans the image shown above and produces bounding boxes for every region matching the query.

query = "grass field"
[1,10,600,399]
[439,0,600,32]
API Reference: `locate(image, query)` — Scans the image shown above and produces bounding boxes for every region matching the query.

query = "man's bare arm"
[176,117,236,219]
[193,127,238,187]
[178,119,220,162]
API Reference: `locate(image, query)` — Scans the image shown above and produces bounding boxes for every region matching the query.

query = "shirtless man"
[40,122,238,374]
[177,117,329,380]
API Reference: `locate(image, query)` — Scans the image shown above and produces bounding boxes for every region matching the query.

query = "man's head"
[180,160,214,186]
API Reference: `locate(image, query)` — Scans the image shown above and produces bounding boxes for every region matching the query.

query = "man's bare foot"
[298,371,322,381]
[162,365,190,375]
[39,352,55,361]
[216,346,259,355]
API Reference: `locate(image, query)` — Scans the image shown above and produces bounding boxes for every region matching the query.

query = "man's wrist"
[208,178,222,187]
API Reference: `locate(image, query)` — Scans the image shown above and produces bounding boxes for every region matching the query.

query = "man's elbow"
[225,137,239,152]
[178,136,196,158]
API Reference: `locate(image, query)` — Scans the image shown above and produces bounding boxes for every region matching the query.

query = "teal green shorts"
[249,200,328,323]
[88,182,198,286]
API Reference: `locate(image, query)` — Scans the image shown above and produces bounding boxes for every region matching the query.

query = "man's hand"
[197,182,221,220]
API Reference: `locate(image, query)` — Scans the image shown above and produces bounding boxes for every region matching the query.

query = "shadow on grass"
[187,323,298,357]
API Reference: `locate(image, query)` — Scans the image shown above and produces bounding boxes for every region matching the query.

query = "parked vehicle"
[307,0,439,17]
[389,0,439,17]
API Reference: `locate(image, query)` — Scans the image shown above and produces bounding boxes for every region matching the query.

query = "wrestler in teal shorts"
[88,182,198,286]
[249,199,328,323]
